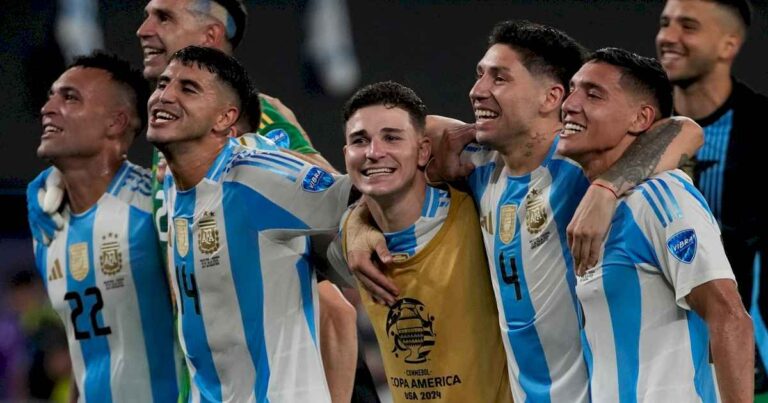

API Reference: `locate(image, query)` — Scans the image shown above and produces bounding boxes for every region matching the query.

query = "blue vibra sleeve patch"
[667,229,697,264]
[302,167,335,192]
[265,129,291,148]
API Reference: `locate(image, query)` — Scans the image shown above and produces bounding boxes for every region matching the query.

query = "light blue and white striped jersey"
[577,170,735,402]
[31,162,179,403]
[382,185,450,260]
[462,139,591,402]
[165,140,351,403]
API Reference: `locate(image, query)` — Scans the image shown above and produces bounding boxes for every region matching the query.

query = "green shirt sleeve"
[257,97,317,154]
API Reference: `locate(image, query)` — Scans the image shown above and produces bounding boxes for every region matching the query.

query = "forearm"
[596,116,701,195]
[318,282,358,403]
[710,311,753,402]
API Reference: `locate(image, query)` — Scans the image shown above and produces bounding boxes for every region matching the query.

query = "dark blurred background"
[1,1,766,401]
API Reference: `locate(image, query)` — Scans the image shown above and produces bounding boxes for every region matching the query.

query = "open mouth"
[42,123,63,137]
[143,46,165,61]
[362,167,395,177]
[562,122,586,136]
[151,108,179,124]
[474,108,499,122]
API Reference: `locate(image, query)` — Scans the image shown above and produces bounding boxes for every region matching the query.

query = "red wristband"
[592,182,618,199]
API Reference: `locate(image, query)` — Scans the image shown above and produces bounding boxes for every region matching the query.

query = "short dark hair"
[343,81,427,132]
[169,46,253,111]
[237,88,263,133]
[712,0,752,29]
[69,51,149,137]
[587,47,673,119]
[489,20,587,90]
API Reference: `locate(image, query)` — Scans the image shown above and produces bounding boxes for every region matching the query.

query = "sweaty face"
[655,0,736,85]
[558,62,640,163]
[137,0,208,81]
[147,60,232,146]
[344,105,430,200]
[38,67,118,160]
[469,44,547,148]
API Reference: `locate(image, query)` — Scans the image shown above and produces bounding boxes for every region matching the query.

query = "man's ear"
[106,109,130,139]
[540,83,565,115]
[213,106,240,135]
[628,104,657,135]
[719,33,742,62]
[417,135,432,168]
[202,22,227,49]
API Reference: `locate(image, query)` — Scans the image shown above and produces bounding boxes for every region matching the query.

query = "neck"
[367,179,427,233]
[579,134,638,182]
[160,135,227,191]
[55,154,125,214]
[673,67,732,120]
[498,119,560,176]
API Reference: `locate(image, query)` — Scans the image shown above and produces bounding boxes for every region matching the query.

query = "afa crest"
[525,188,548,234]
[68,242,90,281]
[99,232,122,275]
[198,211,220,254]
[386,298,436,364]
[174,218,189,258]
[499,204,517,245]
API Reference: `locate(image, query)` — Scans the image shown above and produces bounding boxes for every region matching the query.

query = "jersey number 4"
[64,287,112,340]
[176,264,201,315]
[499,251,522,300]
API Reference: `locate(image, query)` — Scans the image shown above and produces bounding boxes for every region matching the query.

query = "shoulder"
[624,170,716,229]
[110,161,154,213]
[223,143,308,186]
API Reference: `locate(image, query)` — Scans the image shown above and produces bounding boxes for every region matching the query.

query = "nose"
[469,74,490,103]
[656,24,679,48]
[365,137,386,160]
[561,90,581,117]
[40,95,58,117]
[136,16,154,39]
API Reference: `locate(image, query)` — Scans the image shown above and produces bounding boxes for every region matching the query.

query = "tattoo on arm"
[598,119,683,193]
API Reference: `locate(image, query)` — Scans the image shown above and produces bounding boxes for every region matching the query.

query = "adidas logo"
[48,259,64,281]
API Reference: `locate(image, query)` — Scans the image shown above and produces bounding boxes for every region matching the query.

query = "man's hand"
[567,182,618,276]
[345,201,397,305]
[426,116,476,182]
[26,167,65,245]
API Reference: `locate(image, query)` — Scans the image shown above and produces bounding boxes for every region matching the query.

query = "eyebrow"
[49,85,80,96]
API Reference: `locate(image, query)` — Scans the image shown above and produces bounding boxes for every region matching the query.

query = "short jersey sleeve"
[225,148,352,230]
[630,171,735,310]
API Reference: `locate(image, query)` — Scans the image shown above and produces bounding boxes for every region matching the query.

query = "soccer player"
[339,81,512,402]
[148,45,353,402]
[347,20,704,402]
[29,52,179,402]
[656,0,768,388]
[560,46,753,402]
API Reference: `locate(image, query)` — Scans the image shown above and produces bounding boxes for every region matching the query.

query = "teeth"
[475,109,499,119]
[43,125,61,134]
[144,48,163,56]
[364,168,394,176]
[562,122,586,136]
[154,110,177,121]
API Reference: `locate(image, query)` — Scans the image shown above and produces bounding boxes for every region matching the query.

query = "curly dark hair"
[343,81,427,131]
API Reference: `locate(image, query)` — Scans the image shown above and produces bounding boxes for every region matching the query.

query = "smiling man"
[29,52,179,403]
[148,45,354,403]
[339,81,512,403]
[656,0,768,390]
[560,47,753,402]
